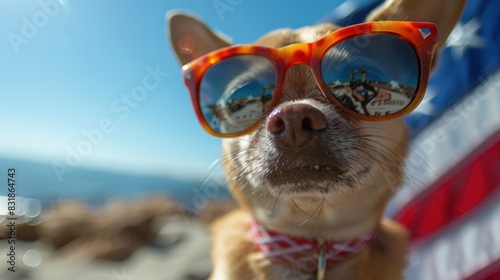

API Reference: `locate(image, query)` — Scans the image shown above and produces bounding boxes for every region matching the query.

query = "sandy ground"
[0,216,212,280]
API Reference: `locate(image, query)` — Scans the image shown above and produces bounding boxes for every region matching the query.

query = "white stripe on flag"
[404,187,500,280]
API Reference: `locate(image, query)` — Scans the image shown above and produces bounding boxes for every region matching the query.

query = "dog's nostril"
[301,117,312,131]
[267,112,286,134]
[301,114,327,132]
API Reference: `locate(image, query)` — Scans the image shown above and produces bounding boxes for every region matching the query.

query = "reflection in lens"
[321,34,419,117]
[200,55,276,134]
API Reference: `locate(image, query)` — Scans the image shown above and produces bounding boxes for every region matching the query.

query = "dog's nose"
[267,103,327,148]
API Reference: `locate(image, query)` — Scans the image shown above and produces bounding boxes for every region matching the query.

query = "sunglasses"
[181,21,438,138]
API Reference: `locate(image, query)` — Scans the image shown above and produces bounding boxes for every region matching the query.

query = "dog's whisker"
[358,134,439,177]
[322,196,347,214]
[288,196,331,226]
[311,198,327,233]
[270,189,285,223]
[204,151,249,185]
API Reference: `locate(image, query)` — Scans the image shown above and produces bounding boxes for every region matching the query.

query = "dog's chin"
[257,165,373,198]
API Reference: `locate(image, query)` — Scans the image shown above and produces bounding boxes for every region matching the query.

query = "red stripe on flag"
[396,131,500,240]
[465,258,500,280]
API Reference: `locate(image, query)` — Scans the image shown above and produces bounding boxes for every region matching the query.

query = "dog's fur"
[169,0,465,279]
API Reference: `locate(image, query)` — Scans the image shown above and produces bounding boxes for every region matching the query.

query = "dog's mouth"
[272,165,346,180]
[260,162,372,195]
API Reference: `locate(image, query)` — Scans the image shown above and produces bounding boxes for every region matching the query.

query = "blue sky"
[0,0,350,180]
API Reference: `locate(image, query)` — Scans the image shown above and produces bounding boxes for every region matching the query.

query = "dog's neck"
[245,182,391,242]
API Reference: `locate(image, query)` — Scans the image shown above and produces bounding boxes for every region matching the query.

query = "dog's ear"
[168,12,232,66]
[366,0,466,51]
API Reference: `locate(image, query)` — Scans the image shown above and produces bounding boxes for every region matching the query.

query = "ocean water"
[0,157,230,208]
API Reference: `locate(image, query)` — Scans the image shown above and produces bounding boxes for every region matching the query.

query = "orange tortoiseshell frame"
[181,21,438,138]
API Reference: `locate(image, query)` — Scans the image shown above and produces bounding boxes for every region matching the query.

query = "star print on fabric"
[446,18,485,60]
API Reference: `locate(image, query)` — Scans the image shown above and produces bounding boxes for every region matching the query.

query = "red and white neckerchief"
[250,221,377,278]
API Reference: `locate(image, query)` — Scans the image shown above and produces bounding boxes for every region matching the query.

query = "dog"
[169,0,465,279]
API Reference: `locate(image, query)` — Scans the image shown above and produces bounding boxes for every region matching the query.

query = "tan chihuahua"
[169,0,465,279]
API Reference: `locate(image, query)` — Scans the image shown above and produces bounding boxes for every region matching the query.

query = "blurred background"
[0,0,350,205]
[0,1,347,279]
[0,0,352,206]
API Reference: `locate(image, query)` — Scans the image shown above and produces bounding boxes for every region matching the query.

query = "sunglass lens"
[321,34,419,117]
[200,55,277,134]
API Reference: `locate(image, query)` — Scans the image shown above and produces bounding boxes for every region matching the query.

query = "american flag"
[320,0,500,279]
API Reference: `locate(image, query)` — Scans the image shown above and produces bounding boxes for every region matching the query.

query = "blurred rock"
[60,230,145,261]
[15,222,41,241]
[38,201,95,248]
[0,196,188,261]
[0,196,237,263]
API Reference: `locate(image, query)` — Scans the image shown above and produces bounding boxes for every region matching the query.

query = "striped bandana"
[250,221,377,273]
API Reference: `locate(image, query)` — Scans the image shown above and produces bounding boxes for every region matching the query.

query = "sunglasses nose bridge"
[281,44,313,69]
